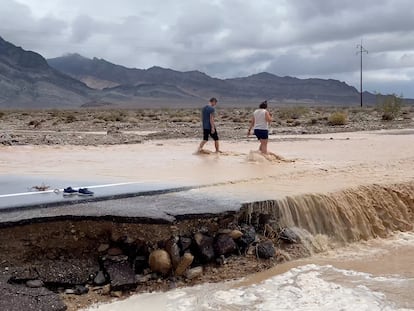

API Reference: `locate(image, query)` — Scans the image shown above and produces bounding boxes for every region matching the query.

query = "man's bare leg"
[214,140,220,153]
[198,140,207,152]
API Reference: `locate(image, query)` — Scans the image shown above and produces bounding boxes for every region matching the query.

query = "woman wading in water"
[247,101,273,154]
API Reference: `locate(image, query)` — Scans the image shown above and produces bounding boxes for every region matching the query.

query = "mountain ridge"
[49,53,366,105]
[0,37,93,108]
[1,36,406,108]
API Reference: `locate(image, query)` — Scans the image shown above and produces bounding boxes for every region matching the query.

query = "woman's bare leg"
[261,139,268,154]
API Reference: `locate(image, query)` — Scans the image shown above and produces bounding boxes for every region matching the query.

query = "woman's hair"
[259,100,267,109]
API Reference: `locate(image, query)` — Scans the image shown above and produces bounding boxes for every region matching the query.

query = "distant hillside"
[2,37,407,109]
[48,54,363,105]
[0,37,92,108]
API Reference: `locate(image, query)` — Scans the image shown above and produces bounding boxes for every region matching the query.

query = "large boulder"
[175,253,194,276]
[214,234,237,256]
[194,233,215,262]
[279,228,300,244]
[179,236,192,253]
[257,240,275,259]
[148,250,172,275]
[104,260,136,291]
[165,237,181,269]
[238,226,256,250]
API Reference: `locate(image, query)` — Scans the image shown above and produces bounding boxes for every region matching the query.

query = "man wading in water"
[198,97,221,153]
[247,101,273,154]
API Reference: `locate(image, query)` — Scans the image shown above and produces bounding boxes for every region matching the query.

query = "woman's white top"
[253,109,268,130]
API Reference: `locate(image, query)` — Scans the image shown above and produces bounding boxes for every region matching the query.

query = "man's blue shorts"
[254,129,268,140]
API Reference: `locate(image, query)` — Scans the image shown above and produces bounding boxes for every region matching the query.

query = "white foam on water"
[318,231,414,260]
[85,264,413,311]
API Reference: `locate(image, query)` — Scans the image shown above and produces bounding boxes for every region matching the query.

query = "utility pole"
[356,41,368,107]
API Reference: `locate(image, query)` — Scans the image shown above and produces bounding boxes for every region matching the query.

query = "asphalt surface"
[0,175,242,226]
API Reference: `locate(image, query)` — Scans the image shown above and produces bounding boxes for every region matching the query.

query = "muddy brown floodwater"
[0,128,413,311]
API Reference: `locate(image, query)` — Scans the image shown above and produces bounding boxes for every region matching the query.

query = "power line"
[356,40,368,107]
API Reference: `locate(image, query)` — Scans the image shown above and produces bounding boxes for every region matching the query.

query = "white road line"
[0,181,145,198]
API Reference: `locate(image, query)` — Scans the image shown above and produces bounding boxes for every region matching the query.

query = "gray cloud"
[1,0,414,96]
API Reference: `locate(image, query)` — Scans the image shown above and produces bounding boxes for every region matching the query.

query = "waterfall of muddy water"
[240,182,414,252]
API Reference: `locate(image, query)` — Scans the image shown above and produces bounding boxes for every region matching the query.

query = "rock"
[36,259,98,286]
[74,285,89,295]
[165,237,181,269]
[185,267,203,280]
[257,240,276,259]
[64,286,88,295]
[93,271,107,286]
[216,255,227,266]
[217,229,232,235]
[107,247,123,256]
[229,230,243,240]
[179,237,192,252]
[107,126,122,135]
[238,226,256,249]
[97,243,110,253]
[214,234,237,256]
[279,228,299,244]
[0,133,13,146]
[111,291,123,298]
[148,249,172,275]
[26,279,44,288]
[259,213,272,225]
[194,233,215,262]
[175,253,194,276]
[134,255,148,274]
[101,284,111,295]
[105,255,129,262]
[8,267,39,283]
[111,231,122,242]
[104,260,137,291]
[135,274,152,284]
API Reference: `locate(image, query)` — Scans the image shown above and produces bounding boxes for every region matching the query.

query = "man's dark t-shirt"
[202,105,215,130]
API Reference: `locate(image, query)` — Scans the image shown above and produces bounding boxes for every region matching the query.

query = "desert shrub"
[278,107,309,120]
[309,118,318,125]
[98,111,127,122]
[377,94,403,121]
[65,114,76,123]
[0,111,5,119]
[28,119,43,127]
[328,112,348,125]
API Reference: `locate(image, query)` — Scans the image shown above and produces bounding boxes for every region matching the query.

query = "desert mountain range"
[0,36,390,109]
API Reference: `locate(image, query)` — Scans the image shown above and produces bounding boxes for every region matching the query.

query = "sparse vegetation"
[0,106,413,145]
[328,111,348,126]
[377,94,403,121]
[278,107,309,120]
[65,114,77,123]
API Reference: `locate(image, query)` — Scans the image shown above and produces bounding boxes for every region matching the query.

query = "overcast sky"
[1,0,414,97]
